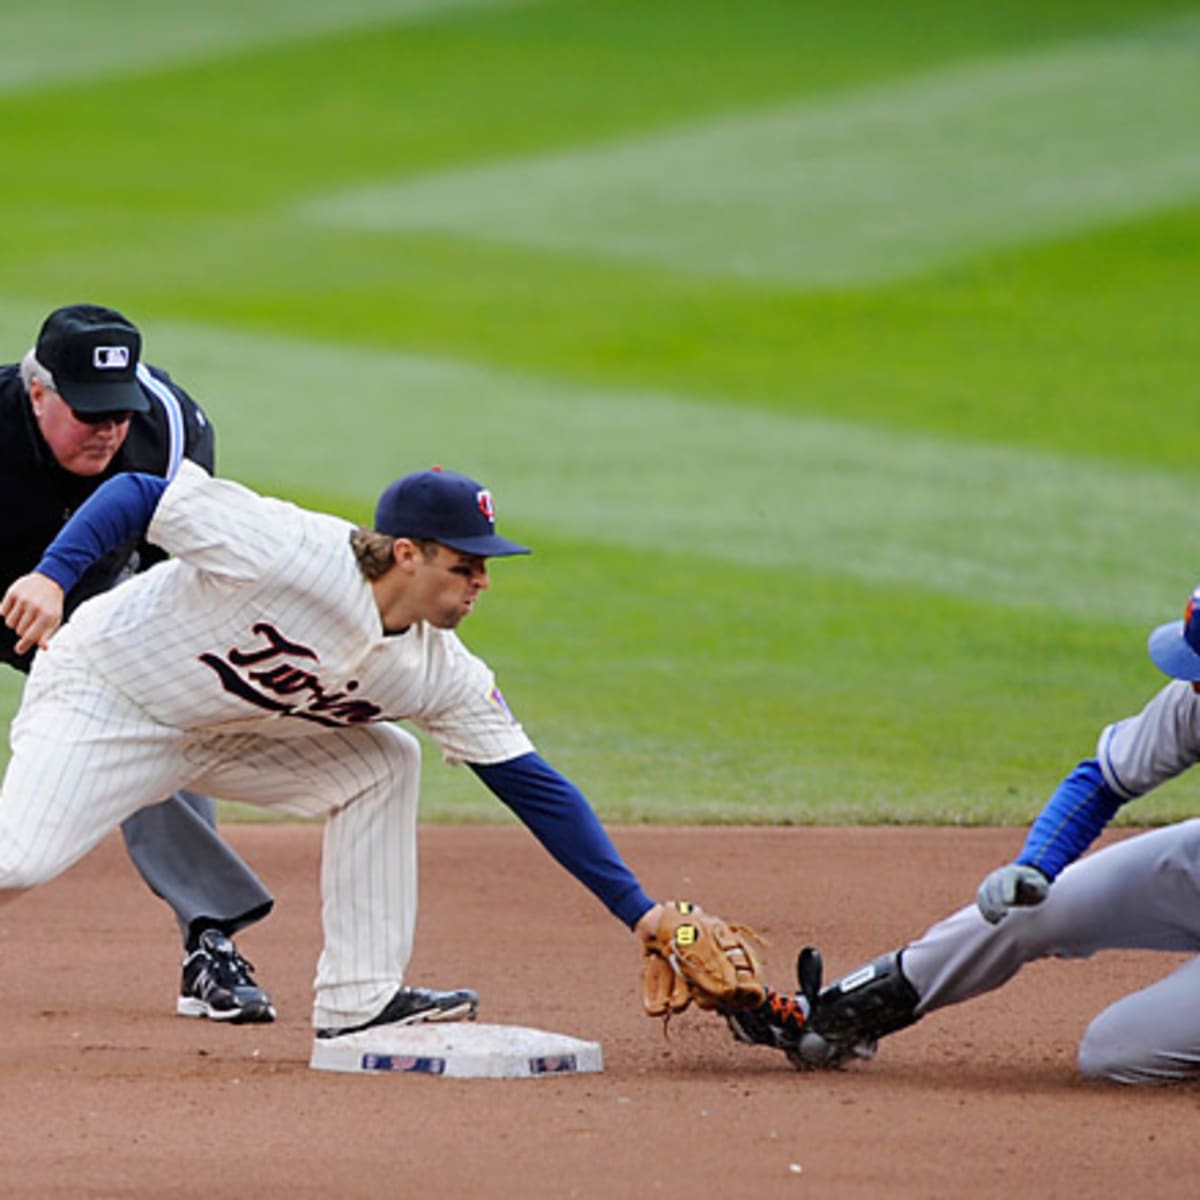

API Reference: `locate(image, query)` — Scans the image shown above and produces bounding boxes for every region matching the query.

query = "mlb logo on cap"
[93,345,131,370]
[1147,586,1200,681]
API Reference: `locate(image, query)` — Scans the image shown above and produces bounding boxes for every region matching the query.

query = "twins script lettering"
[198,622,382,727]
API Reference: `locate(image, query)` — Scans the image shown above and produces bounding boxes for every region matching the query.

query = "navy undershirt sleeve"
[1015,758,1125,880]
[36,473,168,595]
[470,752,655,929]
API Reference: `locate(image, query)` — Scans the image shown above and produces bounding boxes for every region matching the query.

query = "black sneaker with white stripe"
[177,930,276,1024]
[316,985,479,1039]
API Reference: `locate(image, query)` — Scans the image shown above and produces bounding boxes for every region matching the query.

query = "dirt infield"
[1,823,1197,1199]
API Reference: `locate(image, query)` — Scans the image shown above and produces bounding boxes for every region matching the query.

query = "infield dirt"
[1,823,1196,1198]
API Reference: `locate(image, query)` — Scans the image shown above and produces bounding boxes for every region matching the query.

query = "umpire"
[0,303,275,1023]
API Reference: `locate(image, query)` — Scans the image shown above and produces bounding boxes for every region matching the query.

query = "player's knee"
[385,725,421,779]
[1077,1026,1127,1083]
[354,724,421,802]
[1077,1011,1186,1085]
[0,848,66,890]
[1077,1040,1159,1085]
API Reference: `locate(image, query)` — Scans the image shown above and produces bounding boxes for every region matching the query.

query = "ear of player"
[640,900,767,1022]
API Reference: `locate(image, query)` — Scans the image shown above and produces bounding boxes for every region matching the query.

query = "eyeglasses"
[71,408,133,426]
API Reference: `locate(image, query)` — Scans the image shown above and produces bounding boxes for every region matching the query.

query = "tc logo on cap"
[476,489,495,523]
[93,345,130,370]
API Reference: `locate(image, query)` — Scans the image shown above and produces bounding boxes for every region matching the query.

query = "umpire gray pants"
[900,821,1200,1084]
[121,791,274,942]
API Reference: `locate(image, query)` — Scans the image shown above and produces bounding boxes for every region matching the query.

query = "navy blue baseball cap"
[1147,585,1200,680]
[35,303,149,416]
[374,467,531,558]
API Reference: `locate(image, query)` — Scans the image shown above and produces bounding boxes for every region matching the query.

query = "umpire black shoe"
[315,986,480,1039]
[177,930,277,1024]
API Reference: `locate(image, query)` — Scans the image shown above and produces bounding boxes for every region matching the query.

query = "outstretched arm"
[472,753,768,1024]
[1,473,168,653]
[469,751,657,930]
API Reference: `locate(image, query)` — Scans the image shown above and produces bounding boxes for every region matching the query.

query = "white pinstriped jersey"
[53,460,533,765]
[1096,679,1200,800]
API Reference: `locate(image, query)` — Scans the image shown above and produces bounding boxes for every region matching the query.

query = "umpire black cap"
[35,303,149,416]
[374,467,531,557]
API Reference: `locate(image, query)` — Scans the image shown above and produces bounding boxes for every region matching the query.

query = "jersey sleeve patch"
[488,685,517,724]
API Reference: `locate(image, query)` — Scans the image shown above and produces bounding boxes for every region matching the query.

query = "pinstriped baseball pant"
[0,649,420,1030]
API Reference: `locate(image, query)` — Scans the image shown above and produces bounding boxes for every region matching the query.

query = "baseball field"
[2,0,1199,1195]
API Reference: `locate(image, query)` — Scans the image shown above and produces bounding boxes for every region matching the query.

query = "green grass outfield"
[2,0,1198,827]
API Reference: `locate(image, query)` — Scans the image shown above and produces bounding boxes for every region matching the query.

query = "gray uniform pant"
[121,791,274,943]
[901,820,1200,1084]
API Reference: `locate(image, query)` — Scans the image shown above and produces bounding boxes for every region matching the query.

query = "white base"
[309,1022,603,1079]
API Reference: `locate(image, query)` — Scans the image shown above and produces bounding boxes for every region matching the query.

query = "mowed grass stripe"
[0,0,522,95]
[69,311,1190,625]
[306,12,1200,286]
[0,298,1186,822]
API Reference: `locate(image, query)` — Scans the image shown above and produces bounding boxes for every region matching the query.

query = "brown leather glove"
[642,901,766,1019]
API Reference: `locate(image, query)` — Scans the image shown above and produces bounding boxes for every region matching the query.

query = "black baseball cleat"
[726,944,824,1050]
[726,987,811,1051]
[177,930,276,1024]
[725,947,855,1069]
[315,985,480,1039]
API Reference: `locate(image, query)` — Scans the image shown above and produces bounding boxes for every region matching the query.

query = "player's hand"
[634,902,667,945]
[1,572,65,654]
[976,863,1051,924]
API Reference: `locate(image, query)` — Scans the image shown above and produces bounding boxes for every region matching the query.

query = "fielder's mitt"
[642,901,766,1023]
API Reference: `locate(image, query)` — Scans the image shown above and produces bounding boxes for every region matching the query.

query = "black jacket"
[0,361,214,671]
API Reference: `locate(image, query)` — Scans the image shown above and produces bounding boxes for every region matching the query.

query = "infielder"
[0,460,732,1035]
[732,584,1200,1084]
[1,304,274,1023]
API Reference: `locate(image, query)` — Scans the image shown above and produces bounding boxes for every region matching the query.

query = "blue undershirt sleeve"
[470,752,655,929]
[1015,758,1125,880]
[36,473,168,596]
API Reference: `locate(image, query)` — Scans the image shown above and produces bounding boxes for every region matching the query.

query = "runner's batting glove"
[976,863,1051,924]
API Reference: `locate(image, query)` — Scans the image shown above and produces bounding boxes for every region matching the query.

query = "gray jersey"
[1096,680,1200,800]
